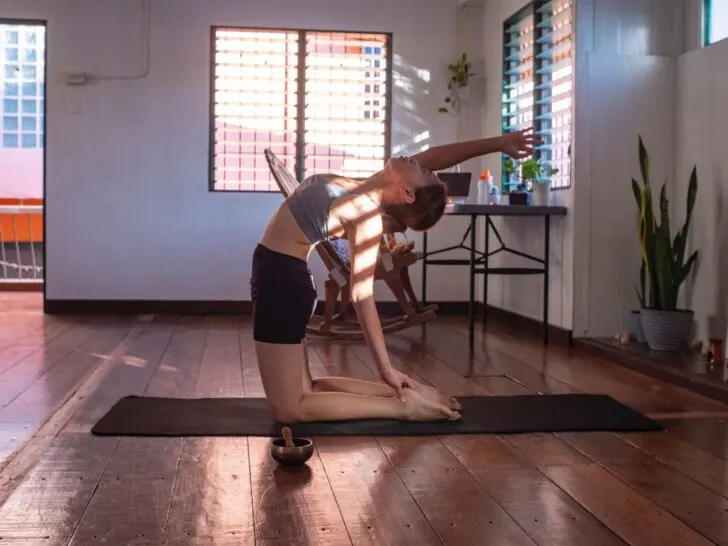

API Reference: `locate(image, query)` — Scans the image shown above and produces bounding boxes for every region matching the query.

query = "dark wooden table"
[420,203,568,349]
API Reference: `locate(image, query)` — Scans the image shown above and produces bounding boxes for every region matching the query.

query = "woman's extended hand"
[501,127,544,159]
[380,367,414,401]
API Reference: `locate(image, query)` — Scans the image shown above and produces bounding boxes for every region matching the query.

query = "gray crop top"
[286,173,351,244]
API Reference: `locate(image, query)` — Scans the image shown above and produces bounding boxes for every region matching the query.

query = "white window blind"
[211,28,390,192]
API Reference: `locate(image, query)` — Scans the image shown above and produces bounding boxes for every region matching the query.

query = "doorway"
[0,21,46,290]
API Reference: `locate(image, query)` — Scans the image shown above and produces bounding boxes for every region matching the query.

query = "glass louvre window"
[502,10,535,192]
[705,0,728,45]
[1,24,45,150]
[502,0,573,191]
[210,27,391,192]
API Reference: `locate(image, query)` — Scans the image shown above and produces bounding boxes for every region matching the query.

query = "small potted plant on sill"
[633,135,699,352]
[438,52,475,116]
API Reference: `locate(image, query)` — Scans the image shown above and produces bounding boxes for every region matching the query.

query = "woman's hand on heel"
[380,367,413,401]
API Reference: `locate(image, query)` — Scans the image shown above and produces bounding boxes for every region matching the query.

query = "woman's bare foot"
[408,379,462,411]
[402,389,461,421]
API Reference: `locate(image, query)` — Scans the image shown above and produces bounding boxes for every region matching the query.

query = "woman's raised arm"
[410,128,543,172]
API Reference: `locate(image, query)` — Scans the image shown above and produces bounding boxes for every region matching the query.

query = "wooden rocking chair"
[264,149,438,339]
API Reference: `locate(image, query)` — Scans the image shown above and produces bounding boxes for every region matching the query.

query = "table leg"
[469,214,476,349]
[543,215,551,344]
[483,216,490,323]
[421,231,428,305]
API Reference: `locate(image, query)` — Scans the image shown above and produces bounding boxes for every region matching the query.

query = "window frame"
[1,21,46,151]
[208,25,394,194]
[501,0,574,192]
[704,0,728,46]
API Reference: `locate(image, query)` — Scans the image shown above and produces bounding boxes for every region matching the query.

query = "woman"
[251,128,542,423]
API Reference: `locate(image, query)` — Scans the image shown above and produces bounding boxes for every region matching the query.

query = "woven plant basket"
[640,308,693,352]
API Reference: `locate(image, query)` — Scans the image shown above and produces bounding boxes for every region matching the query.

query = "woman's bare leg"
[255,340,460,422]
[305,345,461,409]
[312,376,461,410]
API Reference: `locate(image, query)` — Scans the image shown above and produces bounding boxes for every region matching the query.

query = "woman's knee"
[310,378,332,392]
[269,397,305,423]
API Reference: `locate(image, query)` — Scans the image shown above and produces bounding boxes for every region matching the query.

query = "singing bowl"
[270,437,314,467]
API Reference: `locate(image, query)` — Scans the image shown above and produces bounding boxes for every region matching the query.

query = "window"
[210,27,391,192]
[705,0,728,45]
[501,0,573,191]
[1,24,44,149]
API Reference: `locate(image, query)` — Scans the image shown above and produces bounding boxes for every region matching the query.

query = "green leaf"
[654,224,674,309]
[631,178,642,209]
[682,249,699,280]
[642,186,661,308]
[638,260,646,307]
[638,135,649,187]
[659,180,671,251]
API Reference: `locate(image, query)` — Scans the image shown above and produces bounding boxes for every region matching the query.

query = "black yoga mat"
[91,394,662,437]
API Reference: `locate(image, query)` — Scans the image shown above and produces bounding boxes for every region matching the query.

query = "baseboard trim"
[0,282,43,292]
[573,338,728,406]
[43,299,471,316]
[480,303,573,346]
[43,298,572,345]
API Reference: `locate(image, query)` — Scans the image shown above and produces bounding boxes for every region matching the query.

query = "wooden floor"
[2,293,728,545]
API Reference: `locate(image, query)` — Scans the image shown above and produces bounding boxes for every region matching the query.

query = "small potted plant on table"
[502,157,558,206]
[522,158,558,206]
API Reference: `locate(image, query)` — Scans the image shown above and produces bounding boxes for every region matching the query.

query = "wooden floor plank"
[314,436,443,545]
[618,428,728,498]
[0,312,68,355]
[441,320,700,413]
[66,321,210,546]
[440,435,628,546]
[501,433,716,545]
[313,339,451,544]
[660,418,728,461]
[0,321,92,409]
[0,318,135,469]
[65,325,181,545]
[559,431,728,545]
[426,322,582,396]
[391,325,499,377]
[379,436,537,545]
[448,368,629,545]
[1,295,728,546]
[240,324,353,544]
[0,321,164,544]
[164,318,256,545]
[450,318,728,412]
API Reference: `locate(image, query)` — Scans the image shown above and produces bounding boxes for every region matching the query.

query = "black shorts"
[250,243,317,344]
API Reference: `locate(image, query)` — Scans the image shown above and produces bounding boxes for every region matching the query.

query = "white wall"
[479,0,574,330]
[675,35,728,345]
[478,0,685,336]
[1,0,470,302]
[571,0,684,338]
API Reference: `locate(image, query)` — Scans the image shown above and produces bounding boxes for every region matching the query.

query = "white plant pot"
[532,182,551,206]
[456,85,470,103]
[630,309,646,343]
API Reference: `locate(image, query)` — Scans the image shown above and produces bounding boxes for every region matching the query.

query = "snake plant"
[631,135,699,311]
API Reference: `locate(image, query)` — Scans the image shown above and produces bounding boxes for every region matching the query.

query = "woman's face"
[384,156,439,204]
